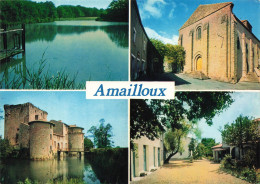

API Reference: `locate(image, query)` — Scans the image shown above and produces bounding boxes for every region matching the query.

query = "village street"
[131,159,249,184]
[149,73,260,90]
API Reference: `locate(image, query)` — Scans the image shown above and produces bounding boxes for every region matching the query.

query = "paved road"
[131,159,249,184]
[149,73,260,90]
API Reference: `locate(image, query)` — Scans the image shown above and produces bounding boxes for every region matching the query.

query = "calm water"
[0,20,128,86]
[0,157,100,184]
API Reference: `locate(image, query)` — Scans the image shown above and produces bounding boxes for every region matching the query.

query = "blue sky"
[137,0,260,44]
[34,0,112,9]
[197,92,260,143]
[0,91,128,148]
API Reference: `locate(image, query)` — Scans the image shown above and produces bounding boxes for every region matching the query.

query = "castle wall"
[29,121,54,160]
[18,123,29,149]
[4,104,29,146]
[68,127,84,152]
[28,103,47,122]
[4,103,47,147]
[4,102,85,159]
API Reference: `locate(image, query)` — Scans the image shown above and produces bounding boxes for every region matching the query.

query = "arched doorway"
[196,56,202,71]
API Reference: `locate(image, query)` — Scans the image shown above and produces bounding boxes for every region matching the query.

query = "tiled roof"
[212,144,222,149]
[180,2,233,30]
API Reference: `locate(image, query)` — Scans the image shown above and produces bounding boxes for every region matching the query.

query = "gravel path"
[131,159,249,184]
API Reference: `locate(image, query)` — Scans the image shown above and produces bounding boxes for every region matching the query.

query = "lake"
[0,20,128,88]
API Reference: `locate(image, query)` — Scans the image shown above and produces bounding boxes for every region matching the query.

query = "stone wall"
[18,123,29,148]
[68,127,84,152]
[29,121,54,160]
[180,4,234,82]
[179,3,260,83]
[4,103,48,147]
[131,0,148,80]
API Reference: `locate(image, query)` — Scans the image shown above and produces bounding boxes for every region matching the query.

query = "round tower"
[29,121,55,160]
[68,126,84,156]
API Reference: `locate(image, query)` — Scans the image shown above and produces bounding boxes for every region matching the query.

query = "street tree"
[164,120,190,163]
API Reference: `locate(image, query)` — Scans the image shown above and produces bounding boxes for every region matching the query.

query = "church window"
[196,27,202,40]
[237,37,240,50]
[35,115,38,120]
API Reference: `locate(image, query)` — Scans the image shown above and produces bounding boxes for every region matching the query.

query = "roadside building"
[213,118,260,165]
[131,0,163,80]
[131,135,164,180]
[179,2,260,83]
[212,143,230,162]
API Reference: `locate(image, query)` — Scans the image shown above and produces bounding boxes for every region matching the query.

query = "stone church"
[179,2,260,83]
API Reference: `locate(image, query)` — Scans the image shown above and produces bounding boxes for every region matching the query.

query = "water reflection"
[0,157,100,184]
[25,21,128,48]
[0,20,129,86]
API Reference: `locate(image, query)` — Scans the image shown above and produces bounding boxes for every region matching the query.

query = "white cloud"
[168,2,177,19]
[144,27,179,45]
[141,0,166,19]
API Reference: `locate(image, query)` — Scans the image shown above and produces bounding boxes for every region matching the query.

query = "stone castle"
[179,2,260,83]
[4,102,84,160]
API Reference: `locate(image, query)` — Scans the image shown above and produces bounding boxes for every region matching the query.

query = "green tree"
[84,137,94,151]
[130,99,164,141]
[188,138,197,156]
[100,0,128,22]
[0,136,13,158]
[150,39,167,58]
[164,121,190,163]
[165,44,185,72]
[130,92,233,155]
[201,138,216,157]
[88,119,114,148]
[221,115,259,159]
[194,142,206,159]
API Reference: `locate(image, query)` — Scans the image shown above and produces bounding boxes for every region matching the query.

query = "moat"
[0,157,101,184]
[0,20,128,87]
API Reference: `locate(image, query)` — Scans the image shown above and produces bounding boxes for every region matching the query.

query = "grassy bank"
[0,54,85,89]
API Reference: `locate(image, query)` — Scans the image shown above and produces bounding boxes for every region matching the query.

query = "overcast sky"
[197,92,260,143]
[137,0,260,45]
[34,0,112,9]
[0,91,128,148]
